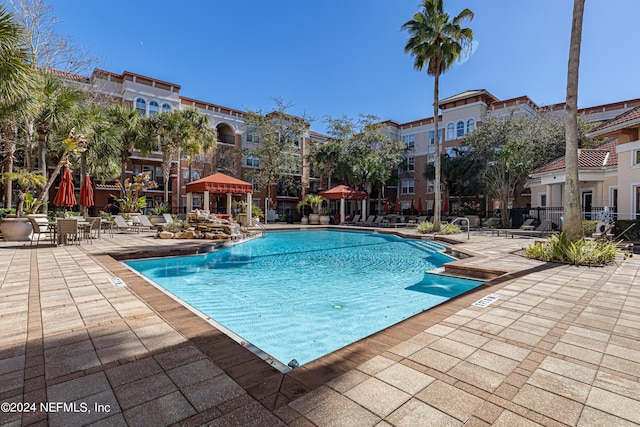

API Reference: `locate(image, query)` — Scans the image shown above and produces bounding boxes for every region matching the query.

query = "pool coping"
[98,229,513,411]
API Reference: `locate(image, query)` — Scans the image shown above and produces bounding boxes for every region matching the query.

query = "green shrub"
[524,232,620,266]
[416,221,435,233]
[162,219,184,232]
[150,203,170,215]
[440,224,462,235]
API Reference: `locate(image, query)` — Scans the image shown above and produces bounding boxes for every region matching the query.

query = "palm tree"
[402,0,473,230]
[139,108,216,204]
[31,72,83,209]
[309,140,343,190]
[0,5,33,208]
[563,0,586,241]
[107,104,142,195]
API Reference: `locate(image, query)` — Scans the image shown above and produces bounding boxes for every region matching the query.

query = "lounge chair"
[357,215,374,226]
[365,215,385,227]
[136,215,154,232]
[162,213,174,225]
[491,218,534,237]
[113,215,142,233]
[344,214,360,225]
[506,220,554,238]
[83,217,102,242]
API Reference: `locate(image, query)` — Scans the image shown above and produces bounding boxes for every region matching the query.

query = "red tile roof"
[589,105,640,135]
[531,138,618,174]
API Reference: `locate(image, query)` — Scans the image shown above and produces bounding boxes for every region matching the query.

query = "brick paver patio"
[0,225,638,426]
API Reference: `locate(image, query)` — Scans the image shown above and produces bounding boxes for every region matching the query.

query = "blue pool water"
[125,230,483,368]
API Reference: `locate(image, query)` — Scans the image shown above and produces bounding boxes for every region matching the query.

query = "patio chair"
[136,214,154,232]
[365,215,385,226]
[162,213,174,225]
[506,220,554,238]
[113,215,142,233]
[28,216,54,247]
[592,222,614,241]
[491,218,534,237]
[344,214,360,225]
[82,217,102,242]
[357,215,374,226]
[57,218,81,245]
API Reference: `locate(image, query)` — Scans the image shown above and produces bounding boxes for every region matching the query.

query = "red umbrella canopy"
[417,197,423,213]
[54,167,76,207]
[383,198,389,212]
[410,199,416,213]
[79,174,94,208]
[395,198,400,213]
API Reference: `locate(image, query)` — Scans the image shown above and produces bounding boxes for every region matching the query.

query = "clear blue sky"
[37,0,640,133]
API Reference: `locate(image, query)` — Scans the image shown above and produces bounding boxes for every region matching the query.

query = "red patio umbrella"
[395,198,400,213]
[410,199,416,213]
[53,166,76,208]
[383,198,389,212]
[417,197,423,213]
[79,174,94,208]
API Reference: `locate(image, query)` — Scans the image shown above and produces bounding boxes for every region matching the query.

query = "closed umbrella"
[79,174,94,208]
[417,197,423,213]
[410,199,416,213]
[53,167,76,208]
[383,198,389,212]
[395,198,400,213]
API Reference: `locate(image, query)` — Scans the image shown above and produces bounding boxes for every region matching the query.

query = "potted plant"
[319,206,332,225]
[149,202,170,226]
[122,213,133,226]
[297,194,327,225]
[1,169,47,241]
[111,171,158,218]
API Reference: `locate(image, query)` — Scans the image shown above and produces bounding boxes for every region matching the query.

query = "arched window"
[149,101,159,116]
[446,123,455,140]
[161,103,171,112]
[466,118,475,134]
[456,120,465,138]
[135,98,146,116]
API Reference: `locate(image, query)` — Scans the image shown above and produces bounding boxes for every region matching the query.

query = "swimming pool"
[125,229,483,369]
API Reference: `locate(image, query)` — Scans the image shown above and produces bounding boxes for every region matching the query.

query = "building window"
[466,118,475,133]
[634,150,640,165]
[401,179,415,195]
[246,174,261,192]
[540,194,547,207]
[161,103,171,112]
[142,165,154,180]
[636,186,640,218]
[405,156,415,172]
[246,155,259,167]
[428,129,442,145]
[135,98,146,116]
[427,153,436,164]
[446,123,455,140]
[427,180,435,194]
[149,101,159,116]
[456,121,465,138]
[402,134,415,149]
[246,130,259,144]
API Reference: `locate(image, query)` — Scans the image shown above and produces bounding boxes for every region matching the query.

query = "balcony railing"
[218,134,235,145]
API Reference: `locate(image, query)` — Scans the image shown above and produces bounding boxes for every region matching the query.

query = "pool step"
[412,239,446,253]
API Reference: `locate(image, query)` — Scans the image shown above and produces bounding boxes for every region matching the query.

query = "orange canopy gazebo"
[318,185,367,224]
[185,173,253,218]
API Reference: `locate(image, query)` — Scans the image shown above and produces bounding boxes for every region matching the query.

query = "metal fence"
[509,206,611,230]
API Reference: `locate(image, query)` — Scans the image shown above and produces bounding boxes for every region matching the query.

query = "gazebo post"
[361,199,367,220]
[340,198,345,224]
[226,193,232,217]
[203,191,210,213]
[187,192,193,213]
[246,193,252,224]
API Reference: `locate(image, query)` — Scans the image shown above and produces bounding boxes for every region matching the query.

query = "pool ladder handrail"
[250,217,267,237]
[432,217,470,240]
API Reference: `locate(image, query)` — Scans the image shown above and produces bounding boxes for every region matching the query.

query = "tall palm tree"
[563,0,585,241]
[402,0,473,230]
[31,72,83,209]
[0,5,33,208]
[139,108,216,204]
[107,103,142,195]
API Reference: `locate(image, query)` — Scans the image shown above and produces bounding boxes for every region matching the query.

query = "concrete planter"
[308,213,320,225]
[0,217,33,241]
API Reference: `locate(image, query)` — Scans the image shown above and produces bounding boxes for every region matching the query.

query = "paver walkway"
[0,226,638,426]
